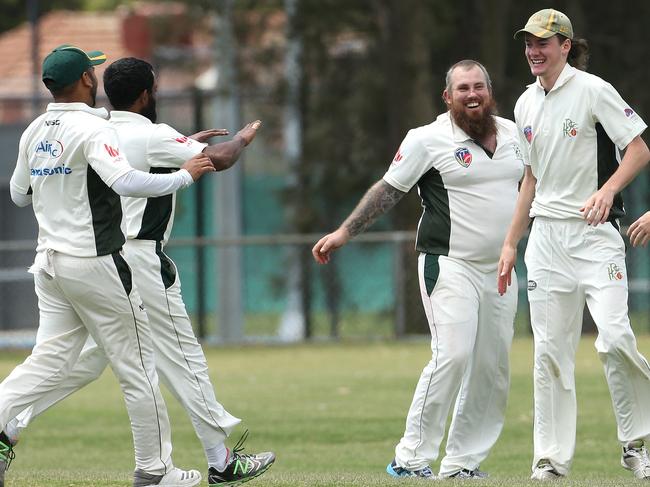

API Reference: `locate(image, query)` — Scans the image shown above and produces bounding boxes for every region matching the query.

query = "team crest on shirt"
[624,108,634,118]
[454,147,472,167]
[393,148,403,163]
[523,125,533,143]
[562,118,578,138]
[606,263,624,281]
[511,143,524,162]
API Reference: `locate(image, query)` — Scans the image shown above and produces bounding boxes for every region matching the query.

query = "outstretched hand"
[190,129,229,143]
[312,228,351,264]
[234,120,262,146]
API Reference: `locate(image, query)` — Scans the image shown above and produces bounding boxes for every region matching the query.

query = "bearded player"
[313,60,524,478]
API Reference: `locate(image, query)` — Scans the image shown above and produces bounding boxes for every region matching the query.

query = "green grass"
[1,336,650,486]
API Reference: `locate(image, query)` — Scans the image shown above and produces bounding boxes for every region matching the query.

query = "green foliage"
[1,336,649,486]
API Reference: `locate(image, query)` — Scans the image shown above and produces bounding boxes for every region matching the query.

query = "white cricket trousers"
[0,250,173,475]
[14,239,240,451]
[525,217,650,475]
[394,254,517,476]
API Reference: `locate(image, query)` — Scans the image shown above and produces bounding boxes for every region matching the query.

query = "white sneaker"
[622,441,650,479]
[530,460,562,481]
[134,467,202,487]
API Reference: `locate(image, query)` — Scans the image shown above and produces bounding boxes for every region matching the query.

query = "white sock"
[4,418,20,443]
[206,442,228,471]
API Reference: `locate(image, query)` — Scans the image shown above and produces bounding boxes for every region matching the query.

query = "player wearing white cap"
[313,60,523,479]
[498,9,650,480]
[0,45,216,487]
[1,57,275,487]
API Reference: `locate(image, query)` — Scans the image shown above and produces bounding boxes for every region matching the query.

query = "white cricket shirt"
[109,111,206,244]
[383,112,525,270]
[515,63,647,221]
[10,103,132,256]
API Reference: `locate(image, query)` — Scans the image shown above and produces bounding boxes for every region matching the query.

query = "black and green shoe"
[208,431,274,487]
[0,431,16,487]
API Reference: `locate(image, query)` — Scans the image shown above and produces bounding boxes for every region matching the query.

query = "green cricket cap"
[42,44,107,90]
[514,8,573,40]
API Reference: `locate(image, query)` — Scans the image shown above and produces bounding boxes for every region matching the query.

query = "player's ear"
[442,89,451,107]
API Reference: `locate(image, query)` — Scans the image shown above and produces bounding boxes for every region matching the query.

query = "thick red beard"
[450,97,498,141]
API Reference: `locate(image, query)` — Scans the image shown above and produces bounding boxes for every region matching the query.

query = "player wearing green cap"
[0,44,216,487]
[498,9,650,481]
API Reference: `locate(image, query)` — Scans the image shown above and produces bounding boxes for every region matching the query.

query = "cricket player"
[498,9,650,480]
[0,45,216,487]
[1,57,275,486]
[313,60,524,479]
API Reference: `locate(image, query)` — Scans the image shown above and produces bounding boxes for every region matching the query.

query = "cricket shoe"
[446,467,489,479]
[530,459,562,481]
[0,431,17,487]
[133,467,201,487]
[621,440,650,479]
[208,430,275,486]
[386,458,435,478]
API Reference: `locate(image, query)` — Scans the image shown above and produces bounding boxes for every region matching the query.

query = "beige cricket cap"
[514,8,573,40]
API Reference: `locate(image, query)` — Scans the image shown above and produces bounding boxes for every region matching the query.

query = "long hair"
[559,35,590,71]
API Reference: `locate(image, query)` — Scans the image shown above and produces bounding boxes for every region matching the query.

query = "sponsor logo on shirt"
[104,144,124,161]
[562,118,578,138]
[175,136,189,144]
[607,263,624,281]
[44,120,60,126]
[454,147,472,168]
[35,139,64,158]
[31,165,72,176]
[624,108,634,118]
[527,280,537,291]
[392,149,403,163]
[523,125,533,143]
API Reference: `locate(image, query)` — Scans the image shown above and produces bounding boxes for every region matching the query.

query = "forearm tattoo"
[343,180,406,237]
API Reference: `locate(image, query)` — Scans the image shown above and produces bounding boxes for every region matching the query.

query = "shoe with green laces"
[207,430,275,487]
[0,431,16,487]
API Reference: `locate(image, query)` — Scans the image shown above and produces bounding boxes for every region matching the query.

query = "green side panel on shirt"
[415,166,451,256]
[136,167,176,241]
[424,253,440,296]
[86,166,125,256]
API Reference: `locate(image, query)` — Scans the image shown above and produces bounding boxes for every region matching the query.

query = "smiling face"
[524,33,570,89]
[443,64,496,140]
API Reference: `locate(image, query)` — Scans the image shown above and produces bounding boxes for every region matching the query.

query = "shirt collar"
[46,102,109,119]
[531,63,577,92]
[108,110,153,124]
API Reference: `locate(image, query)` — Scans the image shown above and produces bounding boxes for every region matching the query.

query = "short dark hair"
[445,59,493,93]
[103,57,154,110]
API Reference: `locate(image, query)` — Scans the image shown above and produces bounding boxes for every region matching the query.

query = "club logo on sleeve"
[523,125,533,143]
[624,108,634,118]
[562,118,578,138]
[393,148,403,163]
[175,136,189,144]
[34,139,64,158]
[607,263,624,281]
[454,147,472,168]
[511,143,524,162]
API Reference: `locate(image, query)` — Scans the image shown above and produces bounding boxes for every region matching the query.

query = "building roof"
[0,10,133,98]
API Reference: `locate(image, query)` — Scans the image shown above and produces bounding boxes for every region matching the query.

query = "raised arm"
[203,120,262,171]
[312,179,406,264]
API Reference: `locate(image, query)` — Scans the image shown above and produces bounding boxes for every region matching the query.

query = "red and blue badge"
[454,147,472,168]
[524,125,533,143]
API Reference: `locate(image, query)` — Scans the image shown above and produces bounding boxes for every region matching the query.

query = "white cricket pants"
[526,217,650,475]
[0,250,173,475]
[394,254,517,476]
[14,239,240,451]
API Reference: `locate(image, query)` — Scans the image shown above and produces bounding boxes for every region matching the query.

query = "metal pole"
[192,87,207,340]
[213,0,244,342]
[28,0,40,118]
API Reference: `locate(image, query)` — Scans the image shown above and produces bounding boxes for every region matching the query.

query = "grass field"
[1,336,650,486]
